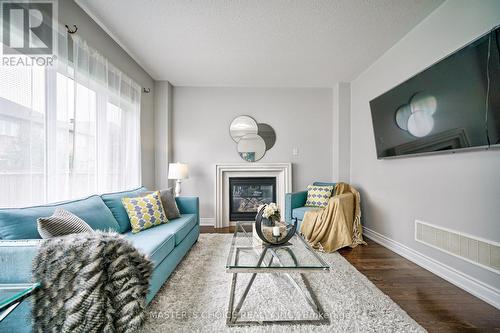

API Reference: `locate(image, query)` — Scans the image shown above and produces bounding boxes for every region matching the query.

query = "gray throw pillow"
[142,187,181,219]
[37,208,94,239]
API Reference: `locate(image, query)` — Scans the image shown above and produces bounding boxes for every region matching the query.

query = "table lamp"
[168,163,189,197]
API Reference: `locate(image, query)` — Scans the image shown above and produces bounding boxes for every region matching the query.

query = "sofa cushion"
[292,206,323,221]
[124,226,175,268]
[101,187,147,233]
[122,191,169,234]
[37,208,93,239]
[142,188,181,219]
[124,213,197,266]
[157,214,197,246]
[0,196,119,240]
[305,184,334,208]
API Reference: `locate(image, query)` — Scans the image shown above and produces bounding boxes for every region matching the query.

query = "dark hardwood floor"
[201,226,500,332]
[338,239,500,332]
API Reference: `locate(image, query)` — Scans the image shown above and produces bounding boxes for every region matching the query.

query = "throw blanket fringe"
[32,231,153,333]
[335,183,366,248]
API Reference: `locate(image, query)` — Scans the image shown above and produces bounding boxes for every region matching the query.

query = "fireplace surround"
[215,163,292,228]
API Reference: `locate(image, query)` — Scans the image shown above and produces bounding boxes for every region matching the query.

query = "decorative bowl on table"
[254,204,297,246]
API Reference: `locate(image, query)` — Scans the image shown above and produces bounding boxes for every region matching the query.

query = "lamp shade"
[168,163,189,180]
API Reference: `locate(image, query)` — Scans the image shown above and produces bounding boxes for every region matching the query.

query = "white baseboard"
[363,226,500,310]
[200,218,216,226]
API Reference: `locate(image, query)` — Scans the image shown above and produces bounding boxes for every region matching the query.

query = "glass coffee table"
[225,221,330,326]
[0,283,39,323]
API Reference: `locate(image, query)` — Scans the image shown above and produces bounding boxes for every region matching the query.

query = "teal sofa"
[0,187,199,332]
[285,182,336,227]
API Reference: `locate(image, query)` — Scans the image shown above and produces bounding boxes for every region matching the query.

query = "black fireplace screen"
[229,177,276,221]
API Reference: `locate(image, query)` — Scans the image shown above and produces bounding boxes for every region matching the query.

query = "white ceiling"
[77,0,444,87]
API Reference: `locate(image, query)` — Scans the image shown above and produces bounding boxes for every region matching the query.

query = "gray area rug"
[141,234,426,332]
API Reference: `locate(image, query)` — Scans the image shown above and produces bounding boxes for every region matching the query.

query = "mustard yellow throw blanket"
[300,183,366,252]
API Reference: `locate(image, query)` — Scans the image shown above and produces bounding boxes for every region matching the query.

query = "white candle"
[272,226,280,237]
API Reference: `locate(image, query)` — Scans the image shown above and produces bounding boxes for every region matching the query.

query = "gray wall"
[154,81,173,189]
[61,1,156,188]
[172,87,333,219]
[350,0,500,291]
[332,82,351,182]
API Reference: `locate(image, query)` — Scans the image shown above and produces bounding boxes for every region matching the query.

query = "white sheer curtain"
[0,66,46,206]
[0,35,141,208]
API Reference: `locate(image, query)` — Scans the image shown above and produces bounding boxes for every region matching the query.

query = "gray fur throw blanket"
[32,231,153,333]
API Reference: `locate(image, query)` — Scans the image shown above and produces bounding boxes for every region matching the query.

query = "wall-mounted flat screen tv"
[370,26,499,159]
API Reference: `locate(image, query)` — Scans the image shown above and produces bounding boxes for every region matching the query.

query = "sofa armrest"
[175,196,200,224]
[0,240,40,283]
[285,190,307,223]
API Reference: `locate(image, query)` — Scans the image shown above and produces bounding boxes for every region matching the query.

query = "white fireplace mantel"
[215,163,292,228]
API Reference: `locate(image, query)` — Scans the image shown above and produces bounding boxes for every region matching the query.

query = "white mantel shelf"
[215,163,292,228]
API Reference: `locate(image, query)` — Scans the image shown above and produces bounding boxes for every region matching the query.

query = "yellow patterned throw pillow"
[122,191,168,233]
[305,184,334,208]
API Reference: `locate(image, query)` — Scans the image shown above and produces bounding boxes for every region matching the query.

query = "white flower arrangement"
[258,202,280,222]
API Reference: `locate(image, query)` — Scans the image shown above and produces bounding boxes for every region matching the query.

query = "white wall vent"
[415,220,500,274]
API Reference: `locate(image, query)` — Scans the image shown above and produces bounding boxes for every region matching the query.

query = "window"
[0,37,141,208]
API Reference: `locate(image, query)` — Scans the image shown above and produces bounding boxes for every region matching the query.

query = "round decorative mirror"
[230,115,276,162]
[230,116,258,142]
[237,134,266,162]
[257,123,276,150]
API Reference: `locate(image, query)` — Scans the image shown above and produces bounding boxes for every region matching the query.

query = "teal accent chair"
[285,182,336,227]
[0,187,200,333]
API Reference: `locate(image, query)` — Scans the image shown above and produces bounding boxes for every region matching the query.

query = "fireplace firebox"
[229,177,276,221]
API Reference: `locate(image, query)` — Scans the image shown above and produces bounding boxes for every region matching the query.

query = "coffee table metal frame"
[225,221,330,326]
